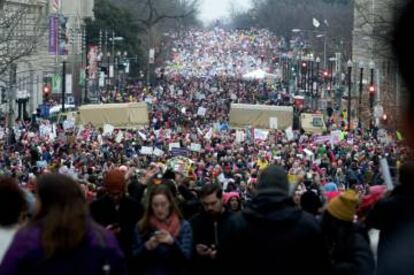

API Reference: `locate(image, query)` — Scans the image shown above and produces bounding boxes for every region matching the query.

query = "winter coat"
[90,195,143,258]
[322,217,374,275]
[0,221,126,275]
[132,220,192,275]
[189,210,233,275]
[366,184,414,275]
[218,189,330,275]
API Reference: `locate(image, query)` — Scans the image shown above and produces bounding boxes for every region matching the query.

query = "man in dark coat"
[190,183,233,275]
[90,169,143,272]
[219,165,329,275]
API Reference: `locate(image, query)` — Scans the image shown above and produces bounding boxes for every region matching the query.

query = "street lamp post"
[347,60,353,131]
[369,60,375,127]
[358,61,364,128]
[106,52,111,96]
[315,57,320,95]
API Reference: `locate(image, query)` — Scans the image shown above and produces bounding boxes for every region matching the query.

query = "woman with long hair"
[0,174,126,275]
[132,184,192,275]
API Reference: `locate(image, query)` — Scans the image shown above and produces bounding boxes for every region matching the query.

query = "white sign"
[149,48,155,64]
[65,74,72,94]
[138,131,147,141]
[140,146,153,155]
[285,127,294,141]
[303,148,315,161]
[197,107,207,116]
[254,129,269,141]
[63,119,75,131]
[39,124,52,137]
[153,148,164,157]
[169,142,180,151]
[190,143,202,152]
[99,72,105,87]
[204,128,213,140]
[380,158,394,190]
[236,130,245,143]
[115,131,123,143]
[109,65,114,78]
[103,124,115,136]
[269,117,278,129]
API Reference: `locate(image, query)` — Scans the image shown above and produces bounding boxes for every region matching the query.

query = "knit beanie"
[327,190,358,222]
[257,165,289,195]
[104,169,126,193]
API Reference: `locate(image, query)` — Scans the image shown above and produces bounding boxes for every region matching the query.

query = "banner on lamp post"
[149,48,155,64]
[48,16,58,55]
[65,74,72,95]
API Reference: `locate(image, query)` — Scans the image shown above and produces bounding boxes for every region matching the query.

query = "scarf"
[149,212,181,238]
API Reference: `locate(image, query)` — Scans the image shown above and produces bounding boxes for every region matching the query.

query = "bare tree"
[0,0,47,78]
[113,0,199,82]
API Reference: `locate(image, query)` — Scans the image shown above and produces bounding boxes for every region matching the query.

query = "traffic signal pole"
[62,61,66,113]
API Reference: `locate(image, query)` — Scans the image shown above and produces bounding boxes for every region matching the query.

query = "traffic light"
[301,62,307,68]
[323,70,329,77]
[381,113,388,124]
[369,85,375,93]
[43,84,51,99]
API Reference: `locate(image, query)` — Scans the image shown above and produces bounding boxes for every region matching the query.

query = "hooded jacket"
[219,188,329,275]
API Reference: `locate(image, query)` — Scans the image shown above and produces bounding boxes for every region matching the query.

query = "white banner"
[65,74,72,94]
[285,127,294,141]
[190,143,202,152]
[140,146,153,155]
[254,129,269,141]
[153,147,164,157]
[103,124,115,136]
[236,130,245,143]
[169,142,180,151]
[115,131,123,143]
[197,107,207,117]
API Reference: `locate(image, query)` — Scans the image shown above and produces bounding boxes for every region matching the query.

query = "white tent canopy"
[242,69,278,80]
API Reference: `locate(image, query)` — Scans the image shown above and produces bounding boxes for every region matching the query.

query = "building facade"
[352,0,404,127]
[0,0,94,117]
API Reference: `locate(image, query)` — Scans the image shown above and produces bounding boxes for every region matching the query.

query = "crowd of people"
[1,6,414,275]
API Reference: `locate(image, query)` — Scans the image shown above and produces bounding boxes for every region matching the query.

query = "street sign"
[374,105,384,118]
[149,48,155,64]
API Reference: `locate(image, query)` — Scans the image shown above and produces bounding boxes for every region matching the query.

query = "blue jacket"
[132,220,192,275]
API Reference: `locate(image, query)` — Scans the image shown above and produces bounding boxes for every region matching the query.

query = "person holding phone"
[132,185,192,275]
[189,184,233,275]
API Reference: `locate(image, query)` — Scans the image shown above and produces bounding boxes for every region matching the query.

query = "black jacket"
[366,184,414,275]
[189,209,233,275]
[90,195,143,257]
[322,215,374,275]
[219,189,330,275]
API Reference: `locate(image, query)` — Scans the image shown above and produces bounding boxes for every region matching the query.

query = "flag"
[312,18,320,28]
[79,69,86,86]
[396,131,403,141]
[52,74,61,93]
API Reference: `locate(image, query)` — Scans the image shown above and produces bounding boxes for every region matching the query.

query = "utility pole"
[8,64,17,142]
[62,60,66,113]
[358,62,364,128]
[347,60,353,132]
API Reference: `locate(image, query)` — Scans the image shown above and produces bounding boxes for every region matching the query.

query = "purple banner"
[48,16,58,54]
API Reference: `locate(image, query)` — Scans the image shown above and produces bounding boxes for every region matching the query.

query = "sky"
[199,0,252,24]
